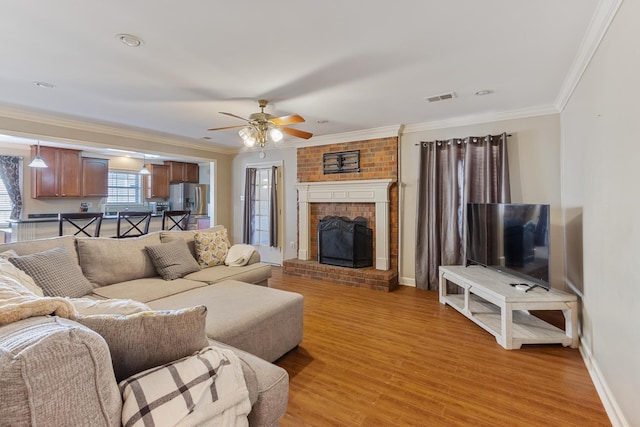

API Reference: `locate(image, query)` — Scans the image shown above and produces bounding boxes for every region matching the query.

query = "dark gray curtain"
[415,133,510,290]
[269,166,278,248]
[242,167,256,244]
[0,156,23,219]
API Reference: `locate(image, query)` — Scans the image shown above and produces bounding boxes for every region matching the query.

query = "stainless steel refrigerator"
[169,183,208,215]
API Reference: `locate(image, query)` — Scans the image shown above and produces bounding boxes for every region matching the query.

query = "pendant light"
[139,154,150,175]
[28,141,48,168]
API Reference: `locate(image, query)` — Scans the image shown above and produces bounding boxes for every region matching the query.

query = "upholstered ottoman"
[147,279,304,363]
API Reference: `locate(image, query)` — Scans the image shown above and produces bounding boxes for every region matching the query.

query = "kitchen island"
[7,213,165,242]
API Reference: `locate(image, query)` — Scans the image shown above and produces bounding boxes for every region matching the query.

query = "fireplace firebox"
[318,216,373,268]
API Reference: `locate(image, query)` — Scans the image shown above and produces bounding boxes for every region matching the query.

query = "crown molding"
[554,0,623,111]
[294,124,402,148]
[402,105,558,134]
[0,105,237,155]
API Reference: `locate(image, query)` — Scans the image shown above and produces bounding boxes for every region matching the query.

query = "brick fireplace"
[283,136,399,291]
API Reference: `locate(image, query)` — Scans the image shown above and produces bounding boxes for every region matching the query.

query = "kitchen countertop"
[9,213,162,224]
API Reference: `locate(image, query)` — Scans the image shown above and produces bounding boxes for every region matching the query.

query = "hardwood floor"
[269,267,610,426]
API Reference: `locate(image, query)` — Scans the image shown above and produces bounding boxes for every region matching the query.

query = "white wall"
[231,147,298,262]
[561,1,638,425]
[399,114,564,287]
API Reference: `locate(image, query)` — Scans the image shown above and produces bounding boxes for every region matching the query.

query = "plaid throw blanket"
[119,346,251,427]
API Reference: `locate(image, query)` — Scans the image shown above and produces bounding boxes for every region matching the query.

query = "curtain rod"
[414,134,512,146]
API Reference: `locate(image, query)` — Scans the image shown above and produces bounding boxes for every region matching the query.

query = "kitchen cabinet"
[165,161,199,183]
[31,146,82,198]
[82,157,109,197]
[143,164,169,199]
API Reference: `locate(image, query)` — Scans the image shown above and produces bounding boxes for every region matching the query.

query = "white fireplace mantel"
[295,179,394,270]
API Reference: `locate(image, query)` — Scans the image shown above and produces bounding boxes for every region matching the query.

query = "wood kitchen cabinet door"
[166,161,199,183]
[82,157,109,197]
[59,149,82,197]
[31,146,82,198]
[144,164,170,199]
[183,162,199,183]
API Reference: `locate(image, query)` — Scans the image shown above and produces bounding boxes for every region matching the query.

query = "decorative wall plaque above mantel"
[322,150,360,174]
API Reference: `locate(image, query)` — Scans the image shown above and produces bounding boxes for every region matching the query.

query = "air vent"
[425,92,457,103]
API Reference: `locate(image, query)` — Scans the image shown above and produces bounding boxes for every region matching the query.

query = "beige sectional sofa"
[0,228,304,426]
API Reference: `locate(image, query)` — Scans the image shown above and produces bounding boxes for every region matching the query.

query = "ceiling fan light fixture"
[269,127,283,143]
[239,127,257,147]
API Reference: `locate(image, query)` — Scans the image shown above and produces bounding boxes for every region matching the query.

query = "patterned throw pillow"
[75,305,209,382]
[194,229,231,268]
[8,246,93,298]
[119,346,251,427]
[145,238,201,280]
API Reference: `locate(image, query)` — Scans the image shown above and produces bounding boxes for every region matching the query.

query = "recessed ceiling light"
[201,136,212,140]
[116,33,143,47]
[475,89,494,96]
[316,120,329,124]
[33,81,55,89]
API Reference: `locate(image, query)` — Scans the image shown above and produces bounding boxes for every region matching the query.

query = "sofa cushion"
[0,317,122,427]
[147,280,304,363]
[160,225,226,259]
[0,235,79,263]
[91,277,208,303]
[184,262,272,286]
[145,238,201,280]
[76,233,162,287]
[8,246,93,298]
[194,229,231,267]
[76,305,209,382]
[119,346,251,427]
[210,339,289,427]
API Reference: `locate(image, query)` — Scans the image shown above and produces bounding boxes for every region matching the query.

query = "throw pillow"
[194,229,230,268]
[75,305,209,382]
[8,246,93,298]
[119,346,251,427]
[0,256,44,297]
[145,238,201,280]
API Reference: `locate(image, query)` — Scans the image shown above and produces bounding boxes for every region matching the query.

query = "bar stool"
[58,212,104,237]
[115,211,152,238]
[162,210,191,231]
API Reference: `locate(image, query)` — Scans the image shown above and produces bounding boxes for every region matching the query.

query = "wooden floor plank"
[269,267,610,426]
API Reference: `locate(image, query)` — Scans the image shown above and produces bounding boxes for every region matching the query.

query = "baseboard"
[579,340,629,427]
[399,277,416,287]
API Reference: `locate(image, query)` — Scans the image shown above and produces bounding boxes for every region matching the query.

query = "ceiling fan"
[208,99,313,148]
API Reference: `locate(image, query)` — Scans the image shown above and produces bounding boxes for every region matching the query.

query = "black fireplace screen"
[318,216,373,268]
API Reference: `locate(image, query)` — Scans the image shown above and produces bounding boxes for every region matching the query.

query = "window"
[107,171,142,204]
[0,179,12,223]
[250,168,272,246]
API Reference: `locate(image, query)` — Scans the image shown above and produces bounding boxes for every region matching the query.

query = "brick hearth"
[283,259,398,292]
[288,136,399,291]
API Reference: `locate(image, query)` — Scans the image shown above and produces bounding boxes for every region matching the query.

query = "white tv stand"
[439,265,578,350]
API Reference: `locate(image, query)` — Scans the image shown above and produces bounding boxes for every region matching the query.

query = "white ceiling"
[0,0,603,152]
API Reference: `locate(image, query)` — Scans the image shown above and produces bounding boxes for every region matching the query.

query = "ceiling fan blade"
[281,127,313,140]
[219,112,251,123]
[208,125,245,131]
[270,114,305,126]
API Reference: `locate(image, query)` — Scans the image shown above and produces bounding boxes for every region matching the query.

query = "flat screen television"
[467,203,550,289]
